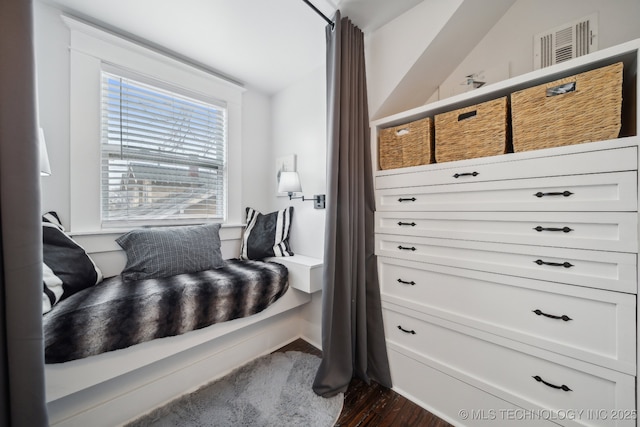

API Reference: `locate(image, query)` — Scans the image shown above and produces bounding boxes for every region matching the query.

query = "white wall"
[271,67,327,260]
[271,66,327,346]
[36,1,71,224]
[365,0,464,118]
[436,0,640,101]
[365,0,518,120]
[241,90,273,214]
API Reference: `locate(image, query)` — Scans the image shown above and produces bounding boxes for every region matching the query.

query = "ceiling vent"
[534,13,598,70]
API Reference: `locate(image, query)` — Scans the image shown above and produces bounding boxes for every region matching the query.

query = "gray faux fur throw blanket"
[43,259,288,363]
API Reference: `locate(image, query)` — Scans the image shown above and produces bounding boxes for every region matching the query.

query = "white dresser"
[371,39,640,427]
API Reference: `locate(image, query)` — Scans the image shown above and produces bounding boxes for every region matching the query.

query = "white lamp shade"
[39,127,51,176]
[278,171,302,193]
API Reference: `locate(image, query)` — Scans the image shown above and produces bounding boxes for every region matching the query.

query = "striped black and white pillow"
[42,263,63,314]
[43,211,64,230]
[240,207,294,260]
[42,211,103,314]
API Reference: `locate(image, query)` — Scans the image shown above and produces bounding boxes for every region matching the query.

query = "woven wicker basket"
[434,97,508,163]
[511,62,623,152]
[378,117,433,170]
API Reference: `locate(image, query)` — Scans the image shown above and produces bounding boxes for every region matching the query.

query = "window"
[65,15,243,233]
[100,68,226,226]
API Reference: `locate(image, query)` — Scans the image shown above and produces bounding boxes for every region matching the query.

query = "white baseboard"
[300,333,322,351]
[48,310,303,427]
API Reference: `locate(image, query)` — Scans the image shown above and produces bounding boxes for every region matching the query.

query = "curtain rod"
[301,0,334,28]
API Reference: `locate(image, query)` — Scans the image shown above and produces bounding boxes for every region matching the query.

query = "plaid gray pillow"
[117,223,224,281]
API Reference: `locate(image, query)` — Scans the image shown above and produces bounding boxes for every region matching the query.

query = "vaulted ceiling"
[39,0,519,119]
[41,0,424,94]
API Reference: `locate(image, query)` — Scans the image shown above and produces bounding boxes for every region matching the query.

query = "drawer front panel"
[387,348,556,426]
[379,257,636,374]
[376,172,637,212]
[383,308,636,426]
[376,146,637,190]
[376,211,637,252]
[375,234,637,293]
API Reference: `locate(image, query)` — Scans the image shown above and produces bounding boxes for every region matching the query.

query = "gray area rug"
[126,351,343,427]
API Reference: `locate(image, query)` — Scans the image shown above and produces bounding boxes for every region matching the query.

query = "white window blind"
[100,68,226,226]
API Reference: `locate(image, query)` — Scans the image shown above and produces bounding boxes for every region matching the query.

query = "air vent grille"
[576,20,591,56]
[534,14,598,69]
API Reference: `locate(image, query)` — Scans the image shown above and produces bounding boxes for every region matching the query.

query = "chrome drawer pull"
[534,190,573,198]
[453,171,479,178]
[398,245,416,251]
[532,375,572,392]
[532,309,572,322]
[534,259,573,268]
[397,325,416,335]
[533,226,573,233]
[398,221,416,227]
[397,279,416,286]
[398,197,417,202]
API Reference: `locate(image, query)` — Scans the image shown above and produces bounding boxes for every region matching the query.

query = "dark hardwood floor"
[275,339,453,427]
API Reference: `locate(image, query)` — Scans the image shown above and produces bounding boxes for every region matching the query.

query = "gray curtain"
[313,11,392,397]
[0,0,49,425]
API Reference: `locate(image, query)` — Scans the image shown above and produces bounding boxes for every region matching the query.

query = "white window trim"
[64,15,245,233]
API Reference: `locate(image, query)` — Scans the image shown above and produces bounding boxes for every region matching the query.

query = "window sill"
[70,223,246,237]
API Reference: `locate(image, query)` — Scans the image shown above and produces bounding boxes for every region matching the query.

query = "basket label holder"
[458,110,477,121]
[546,82,576,97]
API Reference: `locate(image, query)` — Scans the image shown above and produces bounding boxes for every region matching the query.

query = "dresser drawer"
[376,146,637,190]
[375,234,637,293]
[383,307,636,426]
[376,171,637,212]
[387,348,555,426]
[375,211,638,252]
[379,257,636,374]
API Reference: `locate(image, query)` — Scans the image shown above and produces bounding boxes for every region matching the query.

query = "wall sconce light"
[39,127,51,176]
[278,171,326,209]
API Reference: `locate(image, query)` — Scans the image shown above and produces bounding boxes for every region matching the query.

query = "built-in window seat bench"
[44,227,322,427]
